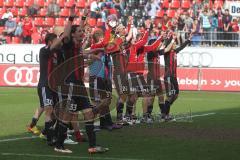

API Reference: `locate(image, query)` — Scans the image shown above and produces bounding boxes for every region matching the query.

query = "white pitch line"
[0,153,145,160]
[175,112,216,121]
[0,136,38,143]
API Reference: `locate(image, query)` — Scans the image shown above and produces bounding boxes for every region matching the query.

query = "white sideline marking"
[0,153,145,160]
[0,136,38,143]
[175,112,216,121]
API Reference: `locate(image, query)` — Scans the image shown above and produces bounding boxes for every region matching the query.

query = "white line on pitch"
[0,136,38,143]
[175,112,216,121]
[0,153,145,160]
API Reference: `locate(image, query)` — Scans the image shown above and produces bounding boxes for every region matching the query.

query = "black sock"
[56,121,68,148]
[68,123,73,130]
[45,121,54,142]
[85,121,96,148]
[165,101,171,115]
[147,105,153,116]
[159,103,166,114]
[105,113,113,125]
[30,118,38,128]
[126,100,134,116]
[54,120,59,138]
[41,128,46,135]
[100,116,106,127]
[117,102,124,116]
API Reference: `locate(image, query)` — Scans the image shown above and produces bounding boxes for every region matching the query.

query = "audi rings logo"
[178,52,213,67]
[4,66,40,86]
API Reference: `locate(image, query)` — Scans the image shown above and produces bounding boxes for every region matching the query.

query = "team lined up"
[27,5,191,154]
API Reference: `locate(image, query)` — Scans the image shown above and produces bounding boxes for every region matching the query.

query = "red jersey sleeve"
[134,31,148,49]
[91,28,111,49]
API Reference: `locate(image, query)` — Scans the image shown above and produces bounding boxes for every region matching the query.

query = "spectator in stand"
[47,0,60,17]
[191,17,202,46]
[200,9,211,46]
[161,14,171,30]
[1,9,13,26]
[22,16,33,44]
[3,16,16,38]
[210,10,218,46]
[90,0,102,19]
[177,13,186,45]
[28,1,40,17]
[217,7,224,46]
[113,0,125,16]
[14,17,23,37]
[231,18,239,47]
[145,0,160,19]
[99,3,107,25]
[184,12,193,43]
[192,0,202,18]
[222,9,232,46]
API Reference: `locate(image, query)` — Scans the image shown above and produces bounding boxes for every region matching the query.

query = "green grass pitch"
[0,87,240,160]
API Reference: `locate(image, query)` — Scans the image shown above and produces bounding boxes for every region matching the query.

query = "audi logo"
[4,66,40,86]
[178,52,213,67]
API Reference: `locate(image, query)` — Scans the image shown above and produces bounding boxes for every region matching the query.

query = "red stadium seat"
[156,10,164,18]
[11,37,21,44]
[0,26,4,34]
[170,0,180,9]
[15,0,24,8]
[162,0,169,9]
[5,36,11,44]
[167,9,176,18]
[76,0,86,8]
[32,32,41,44]
[56,0,65,8]
[87,18,97,27]
[0,7,6,17]
[39,8,47,17]
[18,7,27,17]
[4,0,14,7]
[25,0,34,7]
[214,0,223,9]
[36,0,44,7]
[55,18,65,26]
[0,0,3,7]
[44,0,51,7]
[181,0,191,9]
[45,17,55,26]
[11,7,18,17]
[66,0,75,8]
[34,17,44,26]
[97,18,104,27]
[59,8,70,17]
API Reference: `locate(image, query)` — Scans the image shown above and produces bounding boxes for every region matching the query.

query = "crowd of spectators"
[0,0,239,46]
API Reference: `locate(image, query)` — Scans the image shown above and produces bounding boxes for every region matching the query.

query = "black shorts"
[38,86,54,108]
[113,73,130,95]
[164,76,179,97]
[128,73,148,96]
[89,76,112,102]
[147,75,163,95]
[57,82,91,112]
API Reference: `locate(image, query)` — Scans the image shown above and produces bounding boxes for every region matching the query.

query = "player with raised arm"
[162,32,192,121]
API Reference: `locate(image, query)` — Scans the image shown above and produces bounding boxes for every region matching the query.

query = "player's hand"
[70,4,76,17]
[188,32,193,40]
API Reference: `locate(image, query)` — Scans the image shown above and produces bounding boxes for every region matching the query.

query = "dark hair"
[45,33,57,45]
[71,25,80,35]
